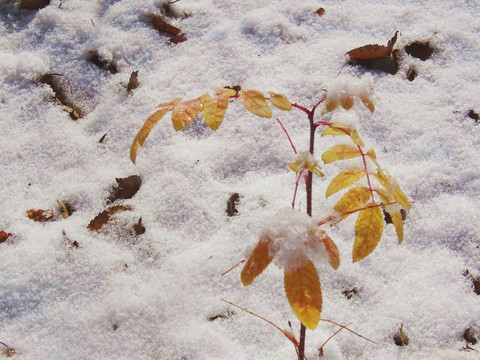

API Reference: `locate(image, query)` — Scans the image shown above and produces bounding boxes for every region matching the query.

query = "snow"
[1,0,480,359]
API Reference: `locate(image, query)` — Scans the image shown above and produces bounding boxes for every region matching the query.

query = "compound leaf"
[326,170,366,197]
[171,94,210,131]
[268,92,292,111]
[322,145,362,164]
[240,90,272,118]
[334,186,372,214]
[353,204,384,262]
[241,235,273,286]
[203,93,230,131]
[373,169,410,211]
[130,106,172,164]
[284,258,322,330]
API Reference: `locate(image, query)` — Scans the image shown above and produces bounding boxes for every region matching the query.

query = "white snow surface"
[1,0,480,359]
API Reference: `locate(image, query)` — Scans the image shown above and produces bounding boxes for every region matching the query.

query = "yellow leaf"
[305,163,324,177]
[156,97,182,108]
[321,99,339,115]
[334,186,372,214]
[340,95,354,110]
[288,162,300,173]
[214,88,238,97]
[284,258,322,330]
[130,107,172,164]
[373,169,410,211]
[353,204,384,262]
[203,93,229,131]
[389,211,404,244]
[171,94,210,131]
[373,189,404,244]
[239,90,272,118]
[366,149,379,167]
[241,235,274,286]
[322,145,362,164]
[268,92,292,111]
[326,170,366,197]
[321,123,352,137]
[360,95,375,113]
[350,129,365,147]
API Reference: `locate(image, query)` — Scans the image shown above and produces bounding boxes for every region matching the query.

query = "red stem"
[277,118,297,154]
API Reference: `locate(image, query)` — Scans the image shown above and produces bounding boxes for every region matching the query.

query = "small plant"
[130,74,410,359]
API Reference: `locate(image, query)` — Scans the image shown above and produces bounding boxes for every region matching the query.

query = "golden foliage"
[284,258,322,330]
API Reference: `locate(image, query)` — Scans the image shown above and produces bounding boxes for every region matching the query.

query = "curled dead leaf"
[108,175,142,203]
[127,71,139,93]
[0,231,12,244]
[87,205,132,231]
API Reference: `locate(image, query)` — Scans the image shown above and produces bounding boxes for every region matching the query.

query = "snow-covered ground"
[1,0,480,359]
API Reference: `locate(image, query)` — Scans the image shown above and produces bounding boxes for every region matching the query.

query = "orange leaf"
[171,94,210,131]
[130,106,174,164]
[320,233,340,270]
[239,90,272,118]
[241,235,274,286]
[347,31,398,60]
[284,258,322,330]
[87,205,132,231]
[353,204,384,262]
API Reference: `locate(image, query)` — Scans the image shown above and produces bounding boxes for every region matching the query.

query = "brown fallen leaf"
[0,231,12,244]
[20,0,50,10]
[87,205,132,231]
[127,71,139,93]
[347,32,399,75]
[151,14,186,43]
[108,175,142,203]
[315,8,325,16]
[27,209,54,222]
[98,133,107,143]
[133,218,146,235]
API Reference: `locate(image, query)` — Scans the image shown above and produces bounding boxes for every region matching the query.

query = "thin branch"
[221,260,245,276]
[319,319,378,345]
[277,118,297,154]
